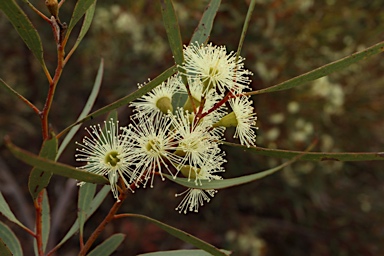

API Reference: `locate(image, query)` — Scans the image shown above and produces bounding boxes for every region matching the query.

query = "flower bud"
[213,112,238,128]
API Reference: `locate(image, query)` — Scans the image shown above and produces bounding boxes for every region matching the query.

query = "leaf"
[54,185,110,251]
[57,65,177,139]
[0,239,12,256]
[0,221,23,256]
[160,0,184,66]
[78,183,96,241]
[41,190,50,253]
[222,142,384,161]
[0,192,27,230]
[236,0,256,57]
[0,79,37,112]
[164,156,297,190]
[87,233,125,256]
[29,136,58,200]
[117,214,228,256]
[138,249,232,256]
[65,0,97,41]
[190,0,221,45]
[66,0,97,59]
[5,138,108,185]
[57,59,103,158]
[0,0,46,69]
[247,41,384,95]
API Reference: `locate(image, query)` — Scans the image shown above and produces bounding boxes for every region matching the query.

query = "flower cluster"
[76,42,258,213]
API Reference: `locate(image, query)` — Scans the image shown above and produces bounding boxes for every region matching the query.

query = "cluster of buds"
[76,42,258,213]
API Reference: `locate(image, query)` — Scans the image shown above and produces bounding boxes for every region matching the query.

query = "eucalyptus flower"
[130,75,182,118]
[214,96,258,147]
[122,115,181,188]
[170,108,223,183]
[181,42,252,94]
[75,119,134,201]
[175,166,222,214]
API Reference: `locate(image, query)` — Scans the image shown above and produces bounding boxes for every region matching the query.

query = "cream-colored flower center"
[105,151,120,167]
[145,138,162,155]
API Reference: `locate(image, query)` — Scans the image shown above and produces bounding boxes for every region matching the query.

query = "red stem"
[34,192,44,256]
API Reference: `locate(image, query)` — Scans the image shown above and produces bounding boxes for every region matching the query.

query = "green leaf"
[0,0,46,70]
[223,142,384,161]
[0,79,36,109]
[57,65,177,138]
[120,214,227,256]
[41,189,50,253]
[248,41,384,95]
[87,233,125,256]
[5,138,108,184]
[66,0,97,58]
[0,221,23,256]
[29,136,58,200]
[236,0,256,57]
[57,59,103,158]
[138,249,232,256]
[55,185,110,250]
[65,0,97,40]
[0,192,27,230]
[160,0,184,66]
[164,156,297,190]
[78,183,96,241]
[190,0,221,45]
[0,239,12,256]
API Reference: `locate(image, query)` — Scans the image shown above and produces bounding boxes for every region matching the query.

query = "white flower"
[229,96,258,147]
[181,42,252,94]
[175,188,218,214]
[170,108,224,183]
[75,119,134,201]
[175,168,222,214]
[130,75,183,118]
[122,115,181,188]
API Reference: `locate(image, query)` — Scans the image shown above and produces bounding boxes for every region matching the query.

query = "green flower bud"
[156,96,173,114]
[213,111,238,128]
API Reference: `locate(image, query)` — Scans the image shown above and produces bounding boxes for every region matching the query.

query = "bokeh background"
[1,0,384,255]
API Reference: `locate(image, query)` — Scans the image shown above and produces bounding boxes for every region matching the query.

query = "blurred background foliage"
[1,0,384,255]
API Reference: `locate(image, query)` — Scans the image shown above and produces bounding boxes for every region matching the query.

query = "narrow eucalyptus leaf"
[57,59,104,158]
[41,190,50,253]
[190,0,221,45]
[0,192,27,229]
[55,186,110,250]
[6,138,108,184]
[160,0,184,66]
[222,142,384,161]
[57,65,176,138]
[66,0,96,39]
[248,41,384,95]
[164,159,290,190]
[0,221,23,256]
[138,249,232,256]
[0,0,46,68]
[0,239,13,256]
[87,233,125,256]
[78,183,96,239]
[124,214,227,256]
[29,136,58,200]
[67,0,97,57]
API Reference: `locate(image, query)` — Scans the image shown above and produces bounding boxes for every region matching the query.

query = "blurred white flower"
[75,119,134,201]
